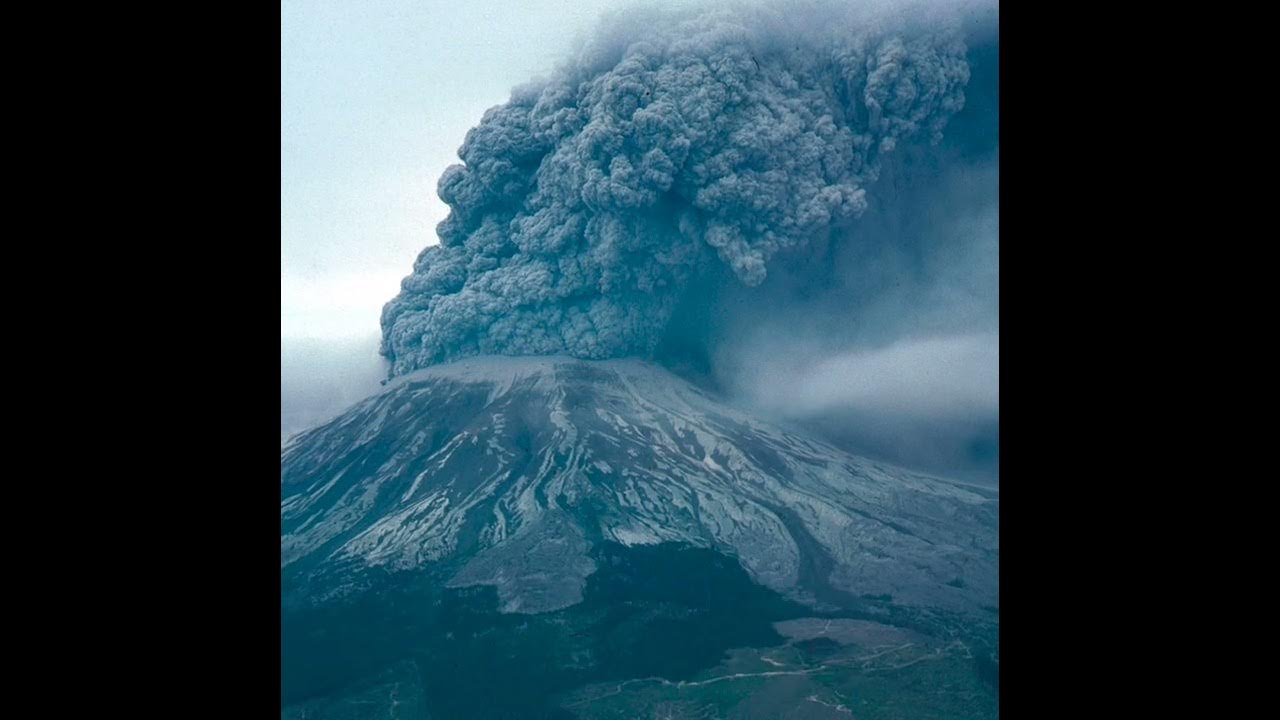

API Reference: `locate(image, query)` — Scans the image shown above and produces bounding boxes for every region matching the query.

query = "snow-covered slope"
[281,356,998,615]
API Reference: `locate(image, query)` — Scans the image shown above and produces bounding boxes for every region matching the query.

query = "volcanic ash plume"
[380,1,971,378]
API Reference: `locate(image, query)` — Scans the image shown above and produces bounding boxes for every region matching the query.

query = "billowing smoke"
[369,0,999,480]
[379,0,976,377]
[704,12,999,481]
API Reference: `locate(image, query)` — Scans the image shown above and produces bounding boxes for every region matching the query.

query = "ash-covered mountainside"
[281,356,997,617]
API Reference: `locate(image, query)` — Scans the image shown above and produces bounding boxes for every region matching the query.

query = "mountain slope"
[281,356,998,618]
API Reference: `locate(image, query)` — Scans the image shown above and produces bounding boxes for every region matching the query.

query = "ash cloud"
[376,0,999,480]
[707,17,999,481]
[380,0,978,376]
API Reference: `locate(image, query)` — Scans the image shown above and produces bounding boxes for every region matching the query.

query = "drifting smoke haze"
[710,86,999,481]
[284,0,999,480]
[280,336,386,444]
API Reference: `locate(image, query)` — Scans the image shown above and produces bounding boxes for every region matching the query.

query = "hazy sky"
[281,0,621,340]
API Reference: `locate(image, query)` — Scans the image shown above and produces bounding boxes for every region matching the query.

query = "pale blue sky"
[281,0,622,339]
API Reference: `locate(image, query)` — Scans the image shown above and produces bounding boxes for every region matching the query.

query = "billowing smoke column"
[380,1,971,378]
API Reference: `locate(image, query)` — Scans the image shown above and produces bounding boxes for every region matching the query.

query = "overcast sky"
[281,0,622,340]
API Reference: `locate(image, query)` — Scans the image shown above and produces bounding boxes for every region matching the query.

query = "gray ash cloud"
[379,1,974,377]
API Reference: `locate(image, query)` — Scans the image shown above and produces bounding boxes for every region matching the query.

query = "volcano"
[281,357,998,718]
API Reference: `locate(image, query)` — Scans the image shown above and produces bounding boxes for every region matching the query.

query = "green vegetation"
[281,543,998,719]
